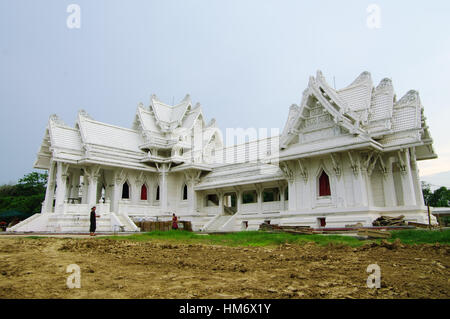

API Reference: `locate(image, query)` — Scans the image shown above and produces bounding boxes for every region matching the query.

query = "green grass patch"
[390,229,450,245]
[100,229,450,247]
[102,230,365,247]
[23,236,46,239]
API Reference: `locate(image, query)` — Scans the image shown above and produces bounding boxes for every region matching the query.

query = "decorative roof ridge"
[78,112,141,134]
[150,93,192,109]
[315,70,350,110]
[375,77,393,90]
[206,118,217,128]
[289,103,300,112]
[78,109,94,120]
[337,71,372,91]
[395,90,420,107]
[49,114,67,126]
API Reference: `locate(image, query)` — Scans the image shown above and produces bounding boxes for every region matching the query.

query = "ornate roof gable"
[280,71,366,149]
[150,94,193,132]
[336,71,373,123]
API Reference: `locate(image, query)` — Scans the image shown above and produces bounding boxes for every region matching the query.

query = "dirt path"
[0,238,448,298]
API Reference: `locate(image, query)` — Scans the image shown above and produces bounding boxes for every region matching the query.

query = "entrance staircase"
[7,212,139,233]
[202,215,233,232]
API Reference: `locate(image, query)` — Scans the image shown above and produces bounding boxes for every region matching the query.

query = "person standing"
[172,213,178,230]
[89,206,100,236]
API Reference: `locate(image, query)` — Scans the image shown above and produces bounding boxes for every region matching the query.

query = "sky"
[0,0,449,185]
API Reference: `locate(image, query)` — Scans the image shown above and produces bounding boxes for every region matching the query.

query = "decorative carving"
[280,161,294,182]
[183,169,201,186]
[114,168,127,185]
[348,151,359,176]
[78,109,93,120]
[330,153,341,177]
[361,151,374,172]
[397,90,419,106]
[410,147,417,170]
[367,154,379,176]
[397,150,407,175]
[297,159,308,182]
[49,114,66,126]
[84,165,101,183]
[376,78,393,91]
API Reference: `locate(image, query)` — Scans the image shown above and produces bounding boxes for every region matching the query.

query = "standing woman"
[172,213,178,230]
[90,206,100,236]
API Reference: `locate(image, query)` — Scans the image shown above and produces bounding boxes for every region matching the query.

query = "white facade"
[9,71,437,232]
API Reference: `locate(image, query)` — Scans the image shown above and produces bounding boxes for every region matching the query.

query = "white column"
[382,158,396,207]
[287,180,296,211]
[131,181,140,204]
[236,190,242,213]
[112,180,122,213]
[70,169,80,200]
[81,175,89,204]
[159,164,169,213]
[54,162,69,213]
[217,191,224,215]
[256,185,263,213]
[43,161,56,213]
[334,174,346,208]
[186,180,196,213]
[87,175,99,207]
[352,169,369,207]
[410,150,425,207]
[400,150,417,206]
[365,171,374,207]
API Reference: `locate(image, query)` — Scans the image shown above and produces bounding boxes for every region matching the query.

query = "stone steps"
[204,215,233,232]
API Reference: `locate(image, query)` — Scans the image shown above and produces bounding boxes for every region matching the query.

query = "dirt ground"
[0,237,448,299]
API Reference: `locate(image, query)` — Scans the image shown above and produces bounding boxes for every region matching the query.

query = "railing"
[240,203,258,213]
[262,201,284,212]
[203,206,220,215]
[62,203,90,214]
[61,201,111,215]
[117,201,161,216]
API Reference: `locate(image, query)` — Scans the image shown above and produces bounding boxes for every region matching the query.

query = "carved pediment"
[280,72,364,150]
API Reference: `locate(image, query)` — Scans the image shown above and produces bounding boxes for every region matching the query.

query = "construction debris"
[345,222,363,228]
[407,221,436,229]
[357,229,392,239]
[372,215,406,227]
[259,222,314,234]
[134,220,192,232]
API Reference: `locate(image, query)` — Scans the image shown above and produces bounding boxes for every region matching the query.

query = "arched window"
[122,181,130,199]
[182,184,188,200]
[319,171,331,197]
[140,184,147,200]
[156,185,160,201]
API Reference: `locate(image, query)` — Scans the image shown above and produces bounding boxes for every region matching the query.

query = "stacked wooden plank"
[357,229,392,239]
[372,215,406,227]
[134,221,192,232]
[407,221,435,229]
[259,222,313,234]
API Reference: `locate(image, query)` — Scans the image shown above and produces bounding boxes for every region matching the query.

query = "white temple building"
[9,71,438,232]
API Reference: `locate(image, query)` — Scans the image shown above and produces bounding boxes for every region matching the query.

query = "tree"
[0,172,48,221]
[17,172,48,196]
[430,187,450,207]
[421,182,450,207]
[421,182,433,206]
